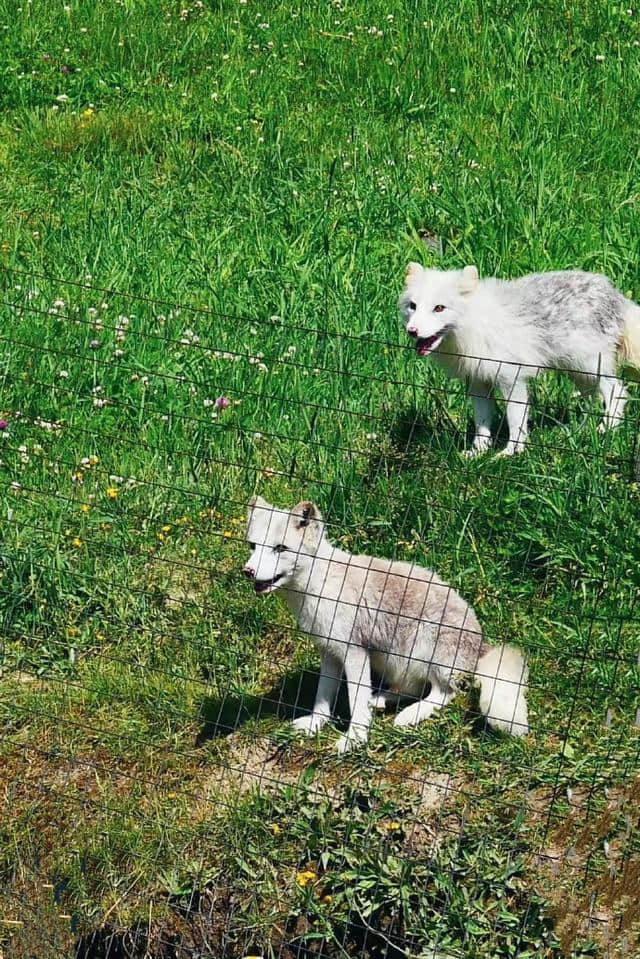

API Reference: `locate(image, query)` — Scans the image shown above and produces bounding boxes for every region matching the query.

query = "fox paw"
[292,713,328,736]
[335,729,368,754]
[497,441,525,457]
[463,438,492,458]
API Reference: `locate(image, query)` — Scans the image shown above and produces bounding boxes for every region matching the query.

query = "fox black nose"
[406,325,418,338]
[243,566,255,580]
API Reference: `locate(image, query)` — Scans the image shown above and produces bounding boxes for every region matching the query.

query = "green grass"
[0,0,639,955]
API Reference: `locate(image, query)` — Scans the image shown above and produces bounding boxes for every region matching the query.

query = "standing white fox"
[244,496,529,753]
[400,263,640,455]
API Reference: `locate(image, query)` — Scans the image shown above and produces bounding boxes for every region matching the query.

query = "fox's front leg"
[498,375,530,455]
[336,646,373,754]
[465,388,496,456]
[292,650,341,736]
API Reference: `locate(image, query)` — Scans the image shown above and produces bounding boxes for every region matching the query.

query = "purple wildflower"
[0,419,8,430]
[215,395,230,410]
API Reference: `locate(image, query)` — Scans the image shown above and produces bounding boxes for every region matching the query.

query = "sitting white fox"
[244,496,529,753]
[400,263,640,455]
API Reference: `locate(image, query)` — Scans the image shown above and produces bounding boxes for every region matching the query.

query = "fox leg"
[336,646,373,754]
[292,650,341,735]
[599,376,628,430]
[498,374,530,455]
[393,680,455,727]
[465,387,496,456]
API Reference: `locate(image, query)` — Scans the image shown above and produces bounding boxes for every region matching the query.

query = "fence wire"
[0,267,639,959]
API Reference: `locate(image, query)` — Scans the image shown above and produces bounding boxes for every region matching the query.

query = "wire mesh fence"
[0,265,639,959]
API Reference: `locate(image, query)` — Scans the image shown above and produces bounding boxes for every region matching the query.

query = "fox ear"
[459,265,479,293]
[405,261,423,284]
[291,500,322,529]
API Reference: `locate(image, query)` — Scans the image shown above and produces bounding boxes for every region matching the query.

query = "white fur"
[244,496,530,752]
[620,303,640,378]
[401,263,638,454]
[476,645,529,736]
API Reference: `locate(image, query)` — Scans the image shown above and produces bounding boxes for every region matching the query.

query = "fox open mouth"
[254,573,285,594]
[415,329,448,356]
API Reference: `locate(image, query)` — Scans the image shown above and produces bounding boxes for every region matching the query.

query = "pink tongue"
[418,342,432,356]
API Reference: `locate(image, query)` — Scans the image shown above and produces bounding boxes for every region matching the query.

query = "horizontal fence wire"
[1,266,639,958]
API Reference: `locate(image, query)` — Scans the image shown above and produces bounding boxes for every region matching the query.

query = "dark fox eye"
[433,304,446,313]
[273,544,288,553]
[408,300,417,311]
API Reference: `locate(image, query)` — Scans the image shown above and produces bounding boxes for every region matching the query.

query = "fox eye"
[433,304,446,313]
[408,300,417,311]
[273,544,288,553]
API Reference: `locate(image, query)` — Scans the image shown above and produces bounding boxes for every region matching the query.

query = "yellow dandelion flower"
[81,107,95,119]
[80,504,91,513]
[162,525,171,532]
[106,487,119,499]
[322,895,333,904]
[222,530,233,538]
[71,537,83,548]
[89,455,99,465]
[295,869,316,887]
[380,820,402,832]
[270,823,281,836]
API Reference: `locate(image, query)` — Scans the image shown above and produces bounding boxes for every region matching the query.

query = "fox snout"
[406,324,418,338]
[243,565,255,580]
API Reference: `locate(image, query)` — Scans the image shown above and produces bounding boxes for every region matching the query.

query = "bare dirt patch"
[531,775,640,957]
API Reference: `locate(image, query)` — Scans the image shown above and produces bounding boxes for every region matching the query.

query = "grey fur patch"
[508,271,626,338]
[346,556,484,689]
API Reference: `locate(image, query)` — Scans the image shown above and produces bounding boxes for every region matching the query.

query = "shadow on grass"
[386,402,511,457]
[389,387,595,461]
[387,403,467,458]
[195,667,351,745]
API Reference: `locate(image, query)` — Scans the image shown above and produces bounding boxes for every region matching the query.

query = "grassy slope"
[0,0,639,955]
